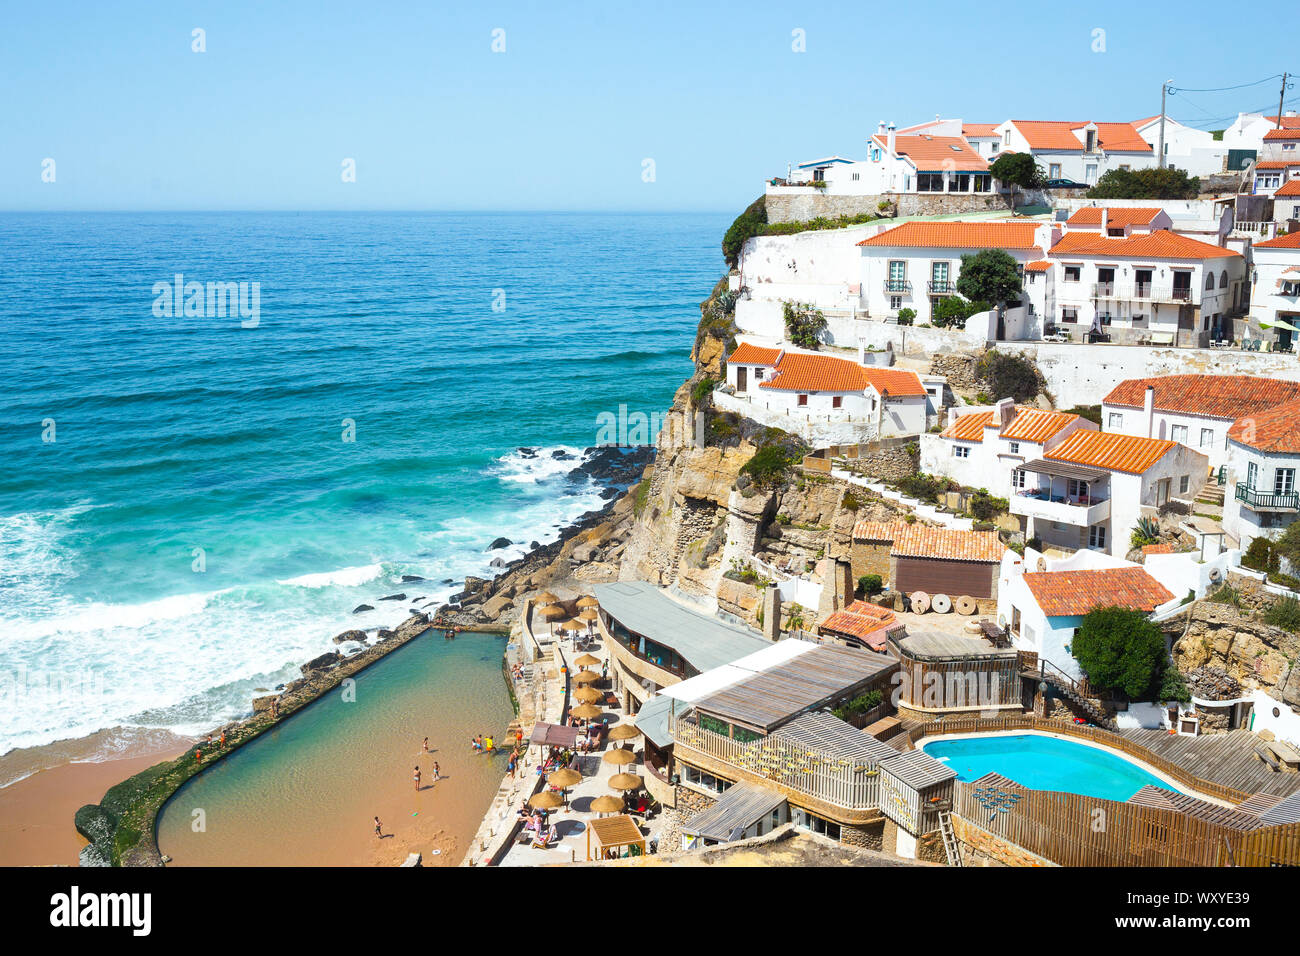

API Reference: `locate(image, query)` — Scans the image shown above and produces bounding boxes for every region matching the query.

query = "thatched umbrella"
[608,773,642,792]
[563,619,587,635]
[573,685,603,704]
[590,794,624,816]
[572,669,601,685]
[578,607,599,621]
[535,591,559,605]
[529,790,565,810]
[540,603,566,638]
[548,768,582,789]
[607,723,641,742]
[574,653,600,668]
[576,596,599,609]
[570,702,603,721]
[602,747,637,768]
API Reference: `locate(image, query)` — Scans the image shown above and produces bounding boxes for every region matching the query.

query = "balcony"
[1235,485,1300,512]
[883,279,911,294]
[1090,283,1194,304]
[928,279,955,294]
[1009,488,1111,526]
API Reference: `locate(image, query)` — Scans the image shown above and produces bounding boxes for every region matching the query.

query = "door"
[932,261,949,293]
[736,366,747,393]
[1085,164,1098,184]
[1135,269,1153,298]
[1097,267,1115,296]
[1156,478,1171,507]
[1172,271,1192,302]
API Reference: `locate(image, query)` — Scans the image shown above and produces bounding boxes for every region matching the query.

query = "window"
[1088,525,1107,549]
[1061,308,1079,324]
[948,173,971,192]
[851,172,860,181]
[1171,424,1189,443]
[793,809,841,841]
[1012,468,1027,489]
[683,765,732,795]
[991,142,1000,154]
[1049,163,1062,179]
[832,395,842,409]
[1200,427,1214,448]
[1066,478,1089,499]
[1247,461,1258,489]
[890,295,902,310]
[797,394,808,407]
[1276,468,1296,496]
[1179,474,1190,494]
[917,173,946,192]
[1064,265,1081,282]
[973,174,991,192]
[1009,441,1020,454]
[1108,412,1123,429]
[1205,272,1215,290]
[953,445,970,458]
[1220,271,1228,289]
[1098,311,1113,326]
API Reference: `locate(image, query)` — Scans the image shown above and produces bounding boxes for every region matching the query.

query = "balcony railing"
[928,279,954,294]
[1009,489,1111,525]
[883,279,911,293]
[1235,485,1300,511]
[1090,282,1194,304]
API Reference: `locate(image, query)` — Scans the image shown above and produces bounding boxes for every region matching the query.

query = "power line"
[1167,74,1282,95]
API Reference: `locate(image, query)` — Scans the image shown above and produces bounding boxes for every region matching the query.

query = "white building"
[856,220,1054,324]
[1062,206,1172,236]
[1046,228,1247,346]
[1131,115,1227,176]
[1222,399,1300,552]
[718,342,928,445]
[1101,375,1300,472]
[1252,160,1300,197]
[994,120,1158,186]
[1250,231,1300,350]
[1272,179,1300,227]
[1224,112,1300,161]
[997,554,1177,681]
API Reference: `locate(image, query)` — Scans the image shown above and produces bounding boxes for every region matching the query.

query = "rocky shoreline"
[75,443,655,867]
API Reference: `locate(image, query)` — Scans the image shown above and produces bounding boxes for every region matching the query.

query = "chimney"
[887,122,897,156]
[1100,208,1108,233]
[877,120,886,137]
[1144,385,1155,438]
[858,339,867,364]
[996,396,1015,430]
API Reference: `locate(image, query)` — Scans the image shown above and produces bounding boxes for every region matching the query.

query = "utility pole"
[1158,79,1172,169]
[1278,72,1290,129]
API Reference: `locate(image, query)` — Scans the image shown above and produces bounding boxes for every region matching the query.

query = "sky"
[2,0,1297,212]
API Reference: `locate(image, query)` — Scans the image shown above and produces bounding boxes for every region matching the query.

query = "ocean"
[0,211,727,758]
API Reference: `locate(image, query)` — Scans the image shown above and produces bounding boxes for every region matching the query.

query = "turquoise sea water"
[921,733,1180,801]
[0,211,726,754]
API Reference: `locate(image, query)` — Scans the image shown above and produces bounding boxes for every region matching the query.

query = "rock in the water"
[353,604,375,614]
[529,540,541,550]
[518,447,537,458]
[379,593,407,602]
[489,557,506,568]
[301,651,342,674]
[376,628,396,642]
[401,574,426,583]
[333,629,368,645]
[488,537,512,550]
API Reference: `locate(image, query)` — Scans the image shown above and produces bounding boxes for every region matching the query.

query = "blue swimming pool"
[920,733,1179,802]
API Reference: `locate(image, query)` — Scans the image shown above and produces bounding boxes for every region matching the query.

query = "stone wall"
[929,351,985,392]
[674,786,717,815]
[951,815,1055,867]
[840,819,885,850]
[765,191,1010,224]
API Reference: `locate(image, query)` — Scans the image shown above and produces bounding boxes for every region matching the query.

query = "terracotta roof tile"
[1050,229,1240,260]
[1046,430,1177,474]
[1065,207,1163,228]
[755,352,926,396]
[851,520,907,541]
[1142,543,1175,555]
[941,410,996,441]
[857,221,1041,250]
[939,406,1078,444]
[1275,180,1300,197]
[863,367,928,397]
[1264,129,1300,141]
[1024,260,1052,272]
[1103,375,1300,420]
[962,123,1001,138]
[870,133,989,172]
[1023,567,1174,616]
[890,527,1006,563]
[727,342,782,365]
[1254,231,1300,249]
[818,600,902,649]
[1254,161,1297,170]
[1227,399,1300,454]
[1010,120,1152,153]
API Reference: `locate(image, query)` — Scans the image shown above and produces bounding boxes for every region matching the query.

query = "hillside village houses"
[993,120,1159,186]
[1250,231,1300,349]
[1131,114,1227,176]
[1224,110,1300,160]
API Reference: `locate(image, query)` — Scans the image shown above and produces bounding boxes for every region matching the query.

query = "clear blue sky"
[3,0,1296,211]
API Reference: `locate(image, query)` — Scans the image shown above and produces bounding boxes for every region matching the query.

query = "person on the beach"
[195,748,203,764]
[432,761,441,781]
[507,754,517,778]
[515,728,523,746]
[413,765,422,791]
[205,733,213,749]
[271,699,280,718]
[471,735,482,752]
[601,659,608,679]
[422,736,430,754]
[374,816,383,838]
[485,735,494,753]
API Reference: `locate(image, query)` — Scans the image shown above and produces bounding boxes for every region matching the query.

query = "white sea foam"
[494,445,590,485]
[275,563,383,589]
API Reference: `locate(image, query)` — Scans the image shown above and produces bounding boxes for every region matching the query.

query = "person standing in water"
[413,765,422,792]
[432,761,441,782]
[374,816,383,838]
[422,736,430,754]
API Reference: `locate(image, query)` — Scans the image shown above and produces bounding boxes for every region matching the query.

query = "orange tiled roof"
[1267,116,1300,129]
[1103,375,1300,420]
[871,133,989,172]
[1010,120,1152,153]
[1264,129,1300,141]
[1066,207,1163,228]
[851,520,907,541]
[819,601,901,649]
[1255,161,1297,170]
[1024,260,1051,272]
[1142,543,1175,555]
[939,406,1078,444]
[1023,567,1174,617]
[890,527,1007,563]
[863,367,928,397]
[1049,229,1240,260]
[755,352,925,396]
[727,342,782,365]
[1275,180,1300,197]
[962,123,1001,138]
[1254,231,1300,249]
[1045,430,1177,474]
[858,221,1041,250]
[1227,399,1300,454]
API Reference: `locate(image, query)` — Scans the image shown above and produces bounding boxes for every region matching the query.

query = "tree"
[989,151,1045,212]
[975,349,1041,402]
[931,295,990,329]
[722,196,768,268]
[1273,521,1300,569]
[1087,167,1200,200]
[783,301,828,349]
[957,250,1022,310]
[1071,607,1167,699]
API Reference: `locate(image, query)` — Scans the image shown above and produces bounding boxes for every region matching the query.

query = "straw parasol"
[529,791,565,810]
[589,794,624,816]
[535,591,559,605]
[570,702,603,720]
[573,685,603,704]
[548,768,582,789]
[576,596,599,609]
[607,723,641,742]
[563,619,587,634]
[578,607,599,621]
[608,773,642,792]
[574,653,600,668]
[601,747,637,767]
[540,603,567,638]
[572,669,601,685]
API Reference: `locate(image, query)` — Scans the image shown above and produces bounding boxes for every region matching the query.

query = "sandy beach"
[0,729,193,867]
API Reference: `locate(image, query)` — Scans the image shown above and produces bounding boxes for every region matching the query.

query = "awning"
[1259,317,1300,333]
[529,722,581,749]
[1019,458,1107,483]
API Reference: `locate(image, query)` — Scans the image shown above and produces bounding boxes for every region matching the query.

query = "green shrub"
[857,573,883,596]
[783,301,828,349]
[1063,405,1102,425]
[896,308,916,326]
[975,350,1041,403]
[1264,596,1300,631]
[969,489,1009,522]
[632,478,651,517]
[831,689,885,721]
[842,490,862,511]
[1130,516,1161,549]
[1206,584,1241,607]
[895,472,954,504]
[1158,666,1191,704]
[740,434,807,490]
[1072,606,1168,699]
[1243,537,1281,574]
[690,376,716,407]
[722,197,767,267]
[1087,167,1200,200]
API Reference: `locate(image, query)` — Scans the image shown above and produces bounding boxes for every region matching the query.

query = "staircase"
[1024,661,1117,730]
[1196,484,1225,508]
[937,809,961,867]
